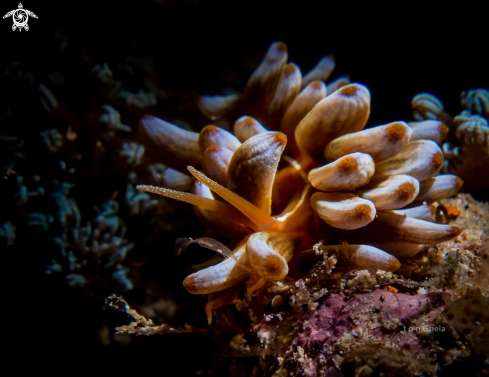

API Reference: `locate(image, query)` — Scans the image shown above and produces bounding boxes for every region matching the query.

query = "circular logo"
[12,9,28,27]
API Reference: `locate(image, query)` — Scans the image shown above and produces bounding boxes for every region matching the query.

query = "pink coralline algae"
[251,288,448,376]
[299,289,445,352]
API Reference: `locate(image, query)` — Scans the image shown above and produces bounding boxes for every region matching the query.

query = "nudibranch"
[137,42,463,322]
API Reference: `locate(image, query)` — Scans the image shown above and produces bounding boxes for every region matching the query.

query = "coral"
[124,182,159,217]
[0,33,191,296]
[412,88,489,188]
[40,128,64,153]
[454,111,488,152]
[460,88,489,119]
[0,221,16,245]
[46,186,135,290]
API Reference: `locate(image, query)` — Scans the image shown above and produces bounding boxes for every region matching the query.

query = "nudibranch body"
[137,42,463,321]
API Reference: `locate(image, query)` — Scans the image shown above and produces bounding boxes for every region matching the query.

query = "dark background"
[3,0,487,124]
[2,0,487,373]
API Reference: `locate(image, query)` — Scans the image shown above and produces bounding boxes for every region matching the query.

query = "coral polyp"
[136,42,464,324]
[411,89,489,189]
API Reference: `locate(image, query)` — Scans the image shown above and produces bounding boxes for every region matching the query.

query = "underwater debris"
[340,344,432,377]
[104,294,208,336]
[444,287,489,357]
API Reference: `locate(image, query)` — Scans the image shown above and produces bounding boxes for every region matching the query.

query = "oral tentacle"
[137,184,257,231]
[191,180,255,238]
[187,166,276,229]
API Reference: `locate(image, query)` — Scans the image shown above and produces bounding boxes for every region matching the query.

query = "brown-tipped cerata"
[267,63,302,128]
[408,120,449,143]
[183,244,250,294]
[357,174,420,210]
[288,244,400,278]
[295,83,370,163]
[139,115,202,173]
[198,125,241,153]
[158,167,193,191]
[350,211,461,246]
[191,180,252,239]
[243,42,288,121]
[308,152,375,191]
[389,205,435,221]
[301,55,335,88]
[414,175,463,203]
[310,192,376,230]
[280,81,327,156]
[326,76,351,94]
[374,140,444,180]
[198,93,240,121]
[233,116,268,142]
[227,132,287,215]
[325,121,412,162]
[201,146,233,189]
[246,231,293,281]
